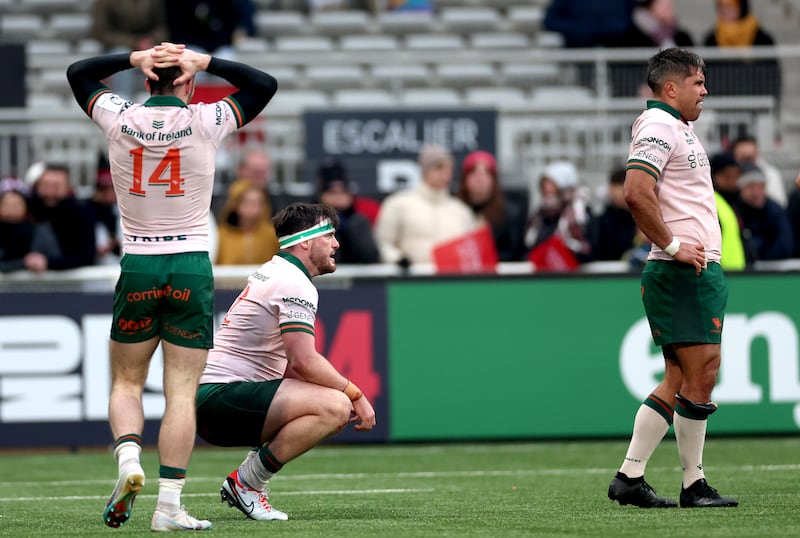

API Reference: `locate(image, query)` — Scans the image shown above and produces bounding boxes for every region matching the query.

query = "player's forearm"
[627,193,673,249]
[67,53,132,110]
[288,351,348,391]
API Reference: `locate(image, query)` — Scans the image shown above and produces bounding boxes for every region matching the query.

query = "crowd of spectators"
[5,128,800,276]
[1,0,796,275]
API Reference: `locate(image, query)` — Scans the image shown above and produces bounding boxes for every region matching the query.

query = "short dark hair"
[646,48,705,93]
[273,202,339,239]
[148,66,183,95]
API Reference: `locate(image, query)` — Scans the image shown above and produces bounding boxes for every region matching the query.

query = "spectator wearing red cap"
[457,150,527,261]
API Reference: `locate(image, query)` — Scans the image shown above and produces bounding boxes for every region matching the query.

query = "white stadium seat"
[436,63,495,86]
[405,33,465,50]
[254,10,307,37]
[310,10,370,35]
[266,90,330,115]
[274,35,335,52]
[399,88,462,107]
[0,15,45,41]
[470,32,530,49]
[376,11,435,34]
[465,87,529,108]
[332,89,398,108]
[48,13,92,40]
[340,34,399,52]
[439,7,503,33]
[371,64,430,89]
[304,64,366,89]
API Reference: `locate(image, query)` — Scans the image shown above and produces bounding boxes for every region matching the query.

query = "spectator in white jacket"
[374,144,476,266]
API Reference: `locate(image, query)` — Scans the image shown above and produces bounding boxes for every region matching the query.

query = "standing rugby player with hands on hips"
[607,48,738,509]
[67,42,277,531]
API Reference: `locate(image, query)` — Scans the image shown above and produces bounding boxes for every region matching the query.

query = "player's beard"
[309,242,336,275]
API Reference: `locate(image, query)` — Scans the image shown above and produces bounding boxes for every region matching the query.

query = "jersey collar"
[276,251,312,281]
[143,96,188,108]
[646,100,681,120]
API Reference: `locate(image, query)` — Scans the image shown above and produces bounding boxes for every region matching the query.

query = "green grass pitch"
[1,437,798,537]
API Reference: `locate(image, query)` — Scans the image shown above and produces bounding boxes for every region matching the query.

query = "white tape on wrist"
[663,238,681,257]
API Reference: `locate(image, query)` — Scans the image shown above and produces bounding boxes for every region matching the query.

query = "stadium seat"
[36,68,71,93]
[464,87,529,108]
[263,65,300,88]
[27,92,65,110]
[439,7,503,33]
[436,63,496,87]
[399,88,462,107]
[376,11,435,35]
[371,64,430,90]
[332,89,398,108]
[233,37,270,53]
[254,10,307,37]
[274,35,335,52]
[500,63,561,86]
[530,86,595,106]
[304,64,366,89]
[27,39,71,56]
[534,31,566,48]
[310,10,371,35]
[266,89,330,116]
[48,13,92,40]
[470,32,530,49]
[0,14,45,41]
[340,34,399,52]
[505,6,546,32]
[405,33,465,50]
[75,38,102,55]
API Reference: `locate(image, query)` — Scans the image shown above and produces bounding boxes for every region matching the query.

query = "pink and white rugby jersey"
[89,92,240,254]
[201,253,318,384]
[627,101,721,262]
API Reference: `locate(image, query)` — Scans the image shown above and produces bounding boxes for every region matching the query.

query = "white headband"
[278,219,335,249]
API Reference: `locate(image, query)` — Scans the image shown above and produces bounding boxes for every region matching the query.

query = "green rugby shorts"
[640,260,728,346]
[111,252,214,348]
[196,380,284,447]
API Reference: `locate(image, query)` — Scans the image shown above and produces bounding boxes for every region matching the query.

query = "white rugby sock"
[619,405,671,478]
[674,413,707,488]
[156,478,184,513]
[240,451,274,490]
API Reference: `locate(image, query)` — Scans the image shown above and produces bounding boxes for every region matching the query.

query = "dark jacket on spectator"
[28,195,97,270]
[738,198,793,261]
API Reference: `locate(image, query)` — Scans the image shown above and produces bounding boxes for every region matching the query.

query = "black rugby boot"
[680,478,738,508]
[608,472,678,508]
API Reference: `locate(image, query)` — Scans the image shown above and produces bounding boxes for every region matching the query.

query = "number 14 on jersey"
[128,147,185,197]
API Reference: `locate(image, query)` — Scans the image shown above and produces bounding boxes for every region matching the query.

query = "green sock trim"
[258,446,284,474]
[643,393,674,425]
[114,434,142,450]
[159,465,186,480]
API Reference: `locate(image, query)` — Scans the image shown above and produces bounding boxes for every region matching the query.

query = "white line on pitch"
[0,488,434,503]
[1,464,798,489]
